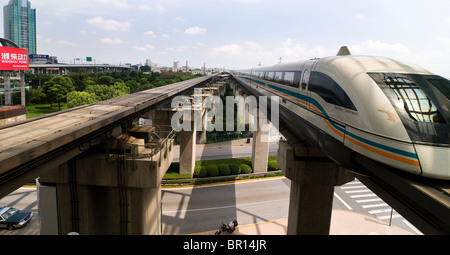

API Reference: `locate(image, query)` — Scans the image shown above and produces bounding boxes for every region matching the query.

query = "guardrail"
[162,170,283,184]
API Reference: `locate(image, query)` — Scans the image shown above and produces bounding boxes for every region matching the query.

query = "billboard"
[29,54,49,60]
[0,46,29,70]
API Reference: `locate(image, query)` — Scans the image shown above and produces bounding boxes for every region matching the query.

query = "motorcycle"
[215,220,238,235]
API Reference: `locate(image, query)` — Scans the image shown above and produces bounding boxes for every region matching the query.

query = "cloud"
[133,44,155,52]
[144,31,156,37]
[56,40,77,46]
[86,16,130,31]
[211,44,242,56]
[138,3,165,13]
[133,46,148,52]
[184,26,206,35]
[96,0,129,9]
[167,45,189,52]
[351,40,410,55]
[100,37,123,44]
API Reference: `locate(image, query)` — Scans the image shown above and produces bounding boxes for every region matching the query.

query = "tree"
[97,75,115,85]
[140,65,151,72]
[42,76,75,110]
[66,91,98,108]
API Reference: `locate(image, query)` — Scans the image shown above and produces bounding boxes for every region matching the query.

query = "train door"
[300,59,319,107]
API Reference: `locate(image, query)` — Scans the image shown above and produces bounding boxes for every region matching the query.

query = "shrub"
[268,160,280,171]
[194,166,207,178]
[240,164,252,174]
[218,164,230,176]
[206,165,219,177]
[229,164,241,175]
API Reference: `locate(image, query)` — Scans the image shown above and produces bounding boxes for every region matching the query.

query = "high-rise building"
[3,0,36,54]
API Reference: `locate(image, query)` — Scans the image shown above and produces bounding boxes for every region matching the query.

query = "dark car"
[0,206,33,230]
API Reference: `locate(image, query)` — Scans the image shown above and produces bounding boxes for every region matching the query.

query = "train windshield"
[368,73,450,145]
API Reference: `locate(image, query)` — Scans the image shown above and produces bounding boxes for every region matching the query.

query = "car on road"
[0,206,33,230]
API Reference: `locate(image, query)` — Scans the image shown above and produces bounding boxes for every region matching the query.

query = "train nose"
[415,144,450,180]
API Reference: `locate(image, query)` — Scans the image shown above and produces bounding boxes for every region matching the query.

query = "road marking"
[377,214,402,220]
[340,185,366,190]
[163,198,289,214]
[369,208,394,214]
[334,193,352,210]
[362,203,388,209]
[350,193,377,198]
[345,189,371,194]
[356,198,382,203]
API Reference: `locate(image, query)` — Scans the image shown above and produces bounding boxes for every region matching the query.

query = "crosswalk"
[338,179,422,235]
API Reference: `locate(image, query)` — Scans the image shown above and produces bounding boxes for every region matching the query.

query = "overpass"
[29,63,132,75]
[0,73,449,235]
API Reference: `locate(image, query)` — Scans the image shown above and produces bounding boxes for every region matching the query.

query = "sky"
[2,0,449,77]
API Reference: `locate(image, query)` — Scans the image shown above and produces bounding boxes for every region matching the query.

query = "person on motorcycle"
[228,220,235,230]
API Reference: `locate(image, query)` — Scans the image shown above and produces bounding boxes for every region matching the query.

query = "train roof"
[242,55,433,76]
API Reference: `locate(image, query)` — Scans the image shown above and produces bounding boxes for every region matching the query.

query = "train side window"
[283,72,295,86]
[309,72,357,111]
[274,72,284,82]
[265,72,274,81]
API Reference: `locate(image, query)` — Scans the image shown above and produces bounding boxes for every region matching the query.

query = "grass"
[25,103,68,119]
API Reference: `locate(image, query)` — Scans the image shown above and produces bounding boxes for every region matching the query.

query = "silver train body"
[235,55,450,180]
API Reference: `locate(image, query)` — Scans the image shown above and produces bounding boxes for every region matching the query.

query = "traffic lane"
[162,177,290,235]
[172,142,279,162]
[0,187,39,235]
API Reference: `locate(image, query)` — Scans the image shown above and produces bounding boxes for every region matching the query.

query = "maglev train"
[234,47,450,180]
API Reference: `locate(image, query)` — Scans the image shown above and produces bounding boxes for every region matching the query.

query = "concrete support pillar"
[39,136,174,235]
[252,128,270,173]
[251,110,269,173]
[20,72,25,107]
[198,111,207,144]
[277,140,354,235]
[179,118,196,175]
[4,73,11,105]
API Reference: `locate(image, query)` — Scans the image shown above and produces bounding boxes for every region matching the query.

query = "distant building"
[3,0,37,54]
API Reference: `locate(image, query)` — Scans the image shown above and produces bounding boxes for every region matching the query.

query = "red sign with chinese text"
[0,47,29,70]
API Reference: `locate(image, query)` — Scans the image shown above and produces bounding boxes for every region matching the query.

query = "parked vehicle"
[0,206,33,230]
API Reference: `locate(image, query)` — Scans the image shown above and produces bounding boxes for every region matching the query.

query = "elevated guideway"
[232,74,450,235]
[0,75,215,199]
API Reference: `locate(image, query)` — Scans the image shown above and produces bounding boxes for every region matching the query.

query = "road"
[172,139,279,162]
[162,177,290,235]
[0,187,39,235]
[161,177,421,235]
[0,177,421,235]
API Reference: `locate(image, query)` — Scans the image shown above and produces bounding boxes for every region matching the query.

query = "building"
[3,0,37,55]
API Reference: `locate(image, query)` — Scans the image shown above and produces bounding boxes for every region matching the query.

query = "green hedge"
[164,157,282,180]
[218,164,231,176]
[206,165,219,177]
[240,164,252,174]
[229,164,241,175]
[194,166,207,178]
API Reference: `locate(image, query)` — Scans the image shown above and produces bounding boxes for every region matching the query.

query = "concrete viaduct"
[1,73,449,235]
